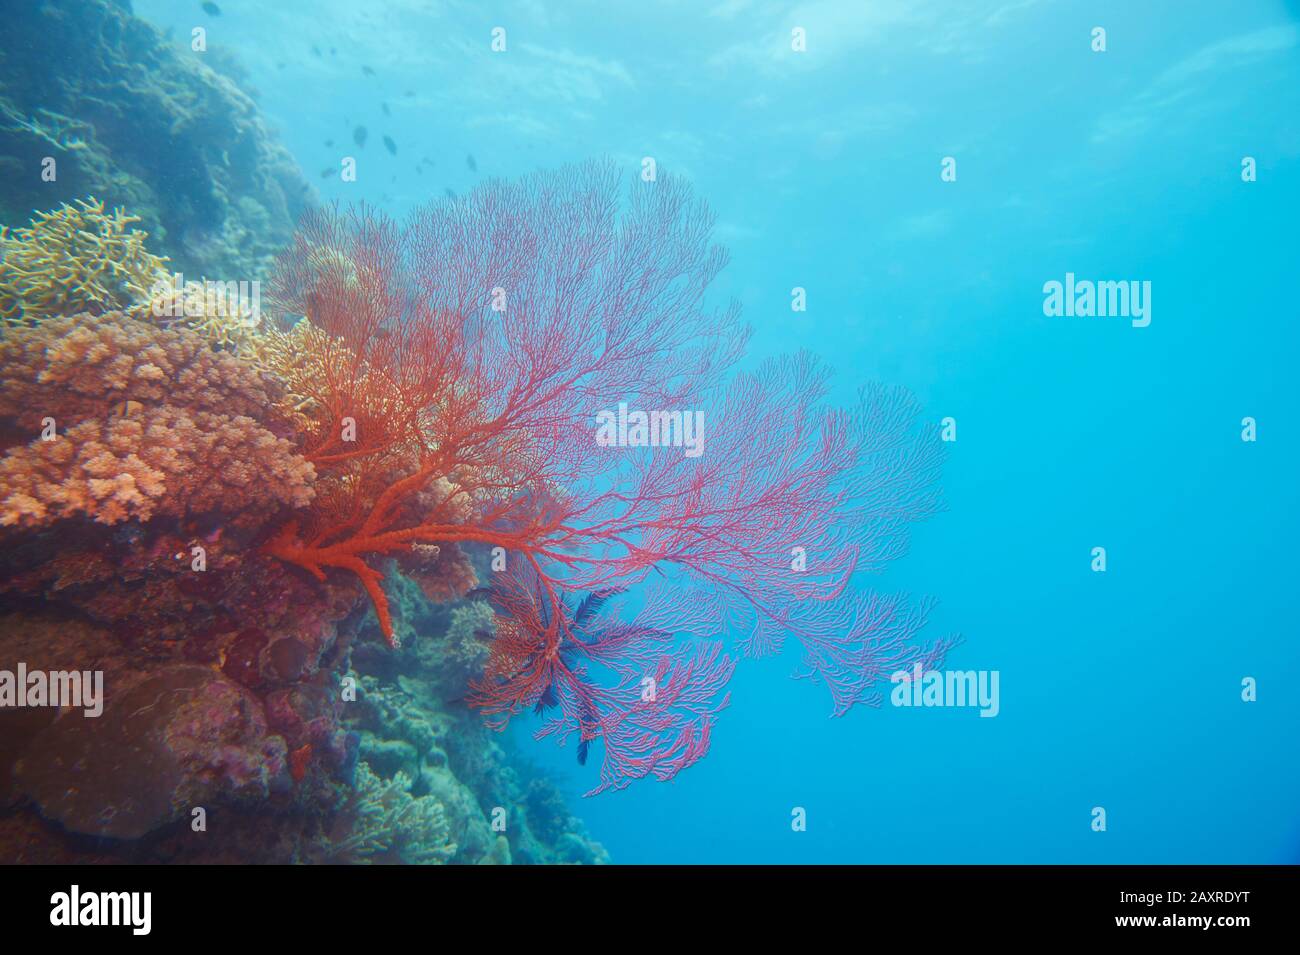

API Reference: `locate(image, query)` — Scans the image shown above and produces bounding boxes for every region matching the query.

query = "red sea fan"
[261,160,951,792]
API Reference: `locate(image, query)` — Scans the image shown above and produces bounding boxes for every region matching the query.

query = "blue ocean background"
[134,0,1300,863]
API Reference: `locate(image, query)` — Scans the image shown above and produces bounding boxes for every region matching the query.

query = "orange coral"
[0,311,281,430]
[0,406,314,528]
[0,309,315,529]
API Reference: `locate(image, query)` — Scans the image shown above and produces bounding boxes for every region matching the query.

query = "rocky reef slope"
[0,0,312,281]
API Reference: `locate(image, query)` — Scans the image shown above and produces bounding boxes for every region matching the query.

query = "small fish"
[324,138,333,147]
[383,135,397,155]
[111,399,144,418]
[381,102,390,116]
[201,1,221,16]
[320,167,335,179]
[353,125,367,148]
[311,45,322,57]
[362,65,375,76]
[466,153,477,172]
[444,187,456,199]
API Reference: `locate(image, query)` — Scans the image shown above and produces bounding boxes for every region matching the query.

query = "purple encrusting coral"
[15,665,290,840]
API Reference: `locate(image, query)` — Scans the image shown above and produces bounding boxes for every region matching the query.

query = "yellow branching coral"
[141,278,267,356]
[336,762,456,865]
[0,406,315,528]
[0,311,281,430]
[255,315,420,430]
[256,317,344,426]
[0,198,169,325]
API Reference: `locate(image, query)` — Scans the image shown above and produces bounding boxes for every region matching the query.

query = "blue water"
[137,0,1300,863]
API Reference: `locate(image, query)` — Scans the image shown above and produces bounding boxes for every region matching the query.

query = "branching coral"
[0,196,275,365]
[0,198,168,324]
[142,278,266,357]
[335,762,456,865]
[0,406,314,527]
[255,316,393,439]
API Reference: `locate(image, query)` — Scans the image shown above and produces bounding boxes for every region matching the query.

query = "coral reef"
[347,576,609,865]
[0,310,279,428]
[144,276,267,357]
[0,406,315,528]
[0,153,949,857]
[0,0,313,282]
[332,762,456,865]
